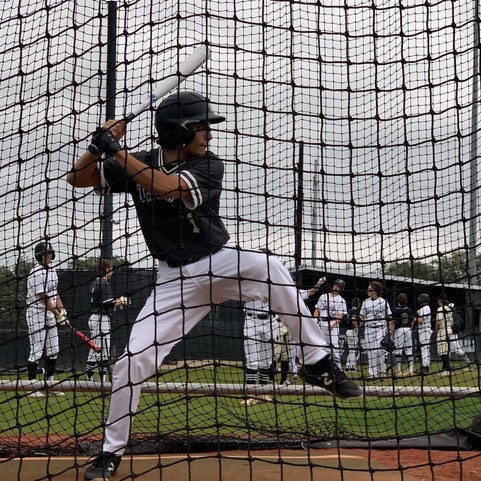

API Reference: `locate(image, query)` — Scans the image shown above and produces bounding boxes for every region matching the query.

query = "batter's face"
[183,122,212,158]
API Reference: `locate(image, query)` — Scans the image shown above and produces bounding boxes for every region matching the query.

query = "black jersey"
[345,307,360,330]
[101,148,230,264]
[391,305,414,330]
[90,277,116,315]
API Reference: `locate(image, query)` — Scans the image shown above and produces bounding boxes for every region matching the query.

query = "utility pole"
[101,1,117,260]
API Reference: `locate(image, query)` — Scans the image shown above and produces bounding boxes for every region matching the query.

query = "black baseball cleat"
[300,356,362,400]
[84,452,121,480]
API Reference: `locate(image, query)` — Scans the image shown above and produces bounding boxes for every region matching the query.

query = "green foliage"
[385,250,481,284]
[385,260,438,281]
[0,258,35,329]
[0,366,479,447]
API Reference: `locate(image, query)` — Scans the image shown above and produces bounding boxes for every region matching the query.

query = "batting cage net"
[1,0,481,480]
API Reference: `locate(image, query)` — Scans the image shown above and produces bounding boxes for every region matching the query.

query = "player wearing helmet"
[68,91,361,480]
[313,279,348,369]
[26,242,66,397]
[415,293,432,375]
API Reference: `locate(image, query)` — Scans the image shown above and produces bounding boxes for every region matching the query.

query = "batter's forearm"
[112,150,188,200]
[67,152,101,187]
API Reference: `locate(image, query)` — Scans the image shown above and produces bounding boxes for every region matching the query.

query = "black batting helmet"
[155,91,225,150]
[417,293,430,306]
[35,242,55,262]
[333,279,346,291]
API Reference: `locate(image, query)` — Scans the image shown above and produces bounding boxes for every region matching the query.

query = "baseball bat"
[66,324,100,352]
[87,45,210,154]
[125,45,211,121]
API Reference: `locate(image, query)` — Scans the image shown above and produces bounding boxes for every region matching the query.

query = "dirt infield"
[2,448,480,481]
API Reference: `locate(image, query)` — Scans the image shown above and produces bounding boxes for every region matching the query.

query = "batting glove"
[88,128,122,156]
[56,312,69,326]
[119,296,131,306]
[115,296,131,311]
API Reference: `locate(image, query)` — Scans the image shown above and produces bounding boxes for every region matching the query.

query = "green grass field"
[0,361,479,448]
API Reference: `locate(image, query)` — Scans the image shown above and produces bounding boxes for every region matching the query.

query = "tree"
[0,258,35,329]
[384,260,438,281]
[69,256,129,271]
[385,250,481,285]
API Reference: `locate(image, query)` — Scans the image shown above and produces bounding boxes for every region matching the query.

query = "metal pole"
[101,1,117,260]
[467,3,480,329]
[294,142,304,275]
[312,158,319,264]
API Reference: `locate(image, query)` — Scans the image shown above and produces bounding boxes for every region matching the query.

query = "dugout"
[294,265,481,361]
[1,266,480,374]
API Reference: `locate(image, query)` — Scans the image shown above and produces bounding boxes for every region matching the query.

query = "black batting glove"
[88,127,122,156]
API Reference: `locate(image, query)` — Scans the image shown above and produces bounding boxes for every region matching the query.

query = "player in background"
[359,281,392,379]
[313,279,348,370]
[415,293,432,375]
[390,293,415,376]
[86,259,129,383]
[277,277,323,384]
[67,91,362,480]
[26,242,68,397]
[344,297,361,372]
[435,294,454,376]
[448,303,472,369]
[241,297,276,405]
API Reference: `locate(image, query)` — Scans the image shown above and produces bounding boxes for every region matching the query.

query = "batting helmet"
[35,242,55,262]
[333,279,346,291]
[155,91,225,150]
[417,293,430,306]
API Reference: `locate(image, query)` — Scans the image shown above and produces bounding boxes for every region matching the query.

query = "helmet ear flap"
[157,122,196,150]
[155,91,225,150]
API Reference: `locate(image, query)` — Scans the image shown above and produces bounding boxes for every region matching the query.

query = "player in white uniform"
[241,299,276,405]
[68,91,361,480]
[26,242,68,397]
[313,279,347,369]
[415,293,432,375]
[359,281,392,379]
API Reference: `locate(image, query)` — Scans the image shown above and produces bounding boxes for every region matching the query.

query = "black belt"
[246,313,270,319]
[166,247,222,268]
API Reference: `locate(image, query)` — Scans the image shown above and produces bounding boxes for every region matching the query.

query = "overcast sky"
[0,0,479,276]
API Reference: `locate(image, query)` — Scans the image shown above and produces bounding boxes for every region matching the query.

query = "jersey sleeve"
[179,153,224,210]
[99,151,152,194]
